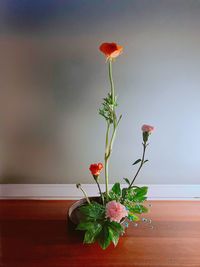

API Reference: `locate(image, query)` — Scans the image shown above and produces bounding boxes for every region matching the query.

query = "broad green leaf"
[83,223,102,244]
[127,196,146,202]
[136,196,147,202]
[97,224,111,250]
[124,186,148,203]
[76,222,95,231]
[97,221,124,249]
[108,221,124,235]
[108,226,120,247]
[111,183,121,196]
[134,187,148,202]
[109,183,121,201]
[132,159,141,165]
[134,186,148,196]
[83,230,95,244]
[79,201,105,220]
[129,204,148,214]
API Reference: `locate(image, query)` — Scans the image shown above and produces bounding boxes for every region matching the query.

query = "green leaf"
[124,186,148,203]
[108,226,120,247]
[99,93,117,124]
[134,187,148,199]
[108,221,124,235]
[126,195,147,203]
[97,224,111,250]
[109,183,121,201]
[128,212,139,222]
[79,201,105,221]
[97,221,124,249]
[129,204,148,214]
[76,222,95,231]
[132,159,141,165]
[83,223,102,244]
[83,230,96,244]
[111,183,121,196]
[108,221,123,246]
[122,188,127,199]
[129,186,148,202]
[135,186,148,194]
[123,178,130,185]
[144,159,149,164]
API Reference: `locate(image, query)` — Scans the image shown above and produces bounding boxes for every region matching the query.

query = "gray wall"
[0,0,200,184]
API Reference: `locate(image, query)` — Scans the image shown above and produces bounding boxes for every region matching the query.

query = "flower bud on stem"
[76,184,91,204]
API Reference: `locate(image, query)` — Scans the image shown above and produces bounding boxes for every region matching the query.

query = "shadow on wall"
[0,35,94,183]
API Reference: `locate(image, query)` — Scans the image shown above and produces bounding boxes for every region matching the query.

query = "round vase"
[68,197,100,225]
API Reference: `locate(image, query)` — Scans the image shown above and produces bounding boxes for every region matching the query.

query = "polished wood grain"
[1,200,200,267]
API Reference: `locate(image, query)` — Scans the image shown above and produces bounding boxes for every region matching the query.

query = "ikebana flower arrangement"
[71,42,154,249]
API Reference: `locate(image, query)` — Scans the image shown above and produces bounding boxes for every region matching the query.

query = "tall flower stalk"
[104,60,116,198]
[99,43,123,199]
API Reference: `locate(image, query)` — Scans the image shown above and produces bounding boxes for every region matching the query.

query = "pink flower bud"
[141,124,154,134]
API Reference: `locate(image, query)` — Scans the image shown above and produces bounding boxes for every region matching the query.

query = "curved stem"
[95,179,104,205]
[79,187,91,204]
[107,127,116,158]
[107,115,122,158]
[129,142,147,188]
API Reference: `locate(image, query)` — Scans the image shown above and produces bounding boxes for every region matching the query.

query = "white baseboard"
[0,184,200,200]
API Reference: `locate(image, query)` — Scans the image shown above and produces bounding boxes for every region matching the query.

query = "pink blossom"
[141,124,154,133]
[106,201,128,223]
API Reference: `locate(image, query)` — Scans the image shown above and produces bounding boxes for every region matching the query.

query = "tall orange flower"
[99,42,123,60]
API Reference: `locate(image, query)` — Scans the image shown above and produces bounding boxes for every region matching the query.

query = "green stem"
[109,60,115,104]
[105,125,116,200]
[104,60,121,200]
[105,157,109,198]
[105,122,110,155]
[80,187,91,204]
[107,115,122,158]
[129,142,147,188]
[107,127,116,158]
[105,122,110,198]
[94,178,104,205]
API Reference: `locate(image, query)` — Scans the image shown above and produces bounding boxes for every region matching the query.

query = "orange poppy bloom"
[99,42,123,60]
[89,163,103,176]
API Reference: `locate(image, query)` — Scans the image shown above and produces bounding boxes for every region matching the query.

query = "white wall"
[0,1,200,184]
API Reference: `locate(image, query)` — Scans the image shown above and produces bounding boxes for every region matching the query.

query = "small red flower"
[89,163,103,176]
[99,42,123,60]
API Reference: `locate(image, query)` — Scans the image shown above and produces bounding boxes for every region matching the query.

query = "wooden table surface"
[1,200,200,267]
